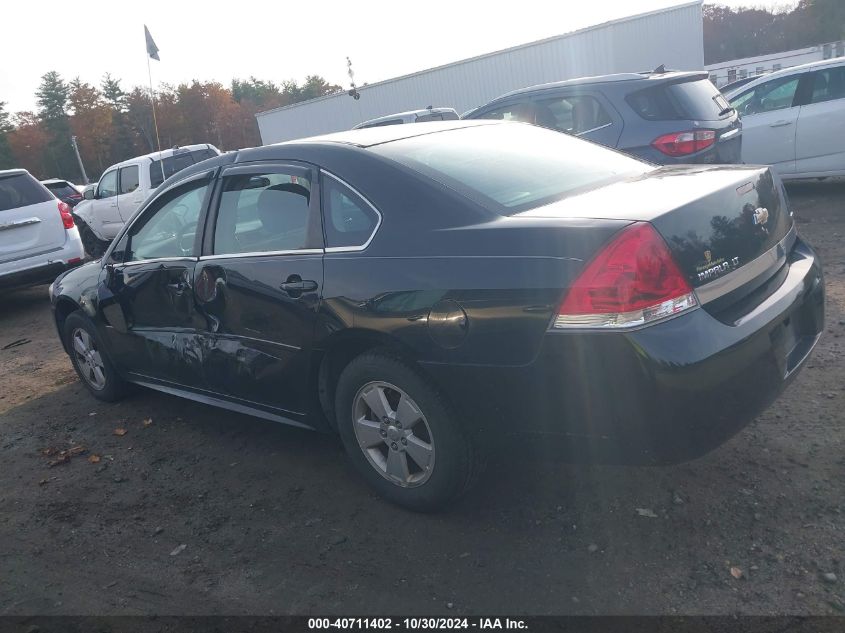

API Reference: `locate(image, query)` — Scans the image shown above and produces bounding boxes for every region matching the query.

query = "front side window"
[371,123,648,214]
[731,75,800,116]
[323,176,379,249]
[119,165,140,194]
[809,66,845,104]
[213,172,312,255]
[125,179,210,262]
[98,170,118,199]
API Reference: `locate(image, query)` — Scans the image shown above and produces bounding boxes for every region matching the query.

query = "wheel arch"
[315,328,423,431]
[54,296,82,353]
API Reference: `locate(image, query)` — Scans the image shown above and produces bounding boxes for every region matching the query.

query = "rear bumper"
[0,229,85,291]
[424,237,824,465]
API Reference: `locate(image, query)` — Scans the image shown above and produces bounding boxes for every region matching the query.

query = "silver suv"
[0,169,85,291]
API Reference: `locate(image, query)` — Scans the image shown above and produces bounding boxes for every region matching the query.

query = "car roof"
[40,178,72,184]
[355,107,459,128]
[489,69,708,101]
[725,57,845,97]
[283,119,499,148]
[108,143,218,170]
[0,169,29,177]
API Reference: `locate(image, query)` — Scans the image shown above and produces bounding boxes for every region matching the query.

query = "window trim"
[97,168,119,199]
[201,161,323,259]
[320,170,383,253]
[118,164,141,196]
[102,169,216,267]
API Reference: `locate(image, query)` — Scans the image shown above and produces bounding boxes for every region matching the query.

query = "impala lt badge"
[697,252,741,283]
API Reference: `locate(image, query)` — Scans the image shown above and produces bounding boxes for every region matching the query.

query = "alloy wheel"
[71,328,107,390]
[352,381,435,487]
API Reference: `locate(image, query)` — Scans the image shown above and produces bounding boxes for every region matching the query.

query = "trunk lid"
[0,172,68,264]
[519,165,793,308]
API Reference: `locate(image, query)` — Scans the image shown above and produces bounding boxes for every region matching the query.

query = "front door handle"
[280,275,318,297]
[770,120,793,127]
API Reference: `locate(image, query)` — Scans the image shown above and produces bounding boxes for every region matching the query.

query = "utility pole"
[70,135,89,185]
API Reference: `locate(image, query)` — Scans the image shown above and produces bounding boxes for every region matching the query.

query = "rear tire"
[78,222,109,259]
[335,351,483,511]
[63,311,128,402]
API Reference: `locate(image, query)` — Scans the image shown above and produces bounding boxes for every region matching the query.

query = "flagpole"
[146,44,165,183]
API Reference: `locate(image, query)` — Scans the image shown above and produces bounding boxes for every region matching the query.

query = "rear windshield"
[0,173,53,212]
[150,148,218,188]
[627,78,732,121]
[370,123,649,214]
[44,182,78,198]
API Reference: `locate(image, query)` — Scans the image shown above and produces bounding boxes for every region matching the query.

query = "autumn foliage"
[0,73,341,182]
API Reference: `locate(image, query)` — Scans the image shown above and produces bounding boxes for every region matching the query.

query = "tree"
[35,71,76,178]
[68,78,113,175]
[101,73,136,169]
[0,102,14,169]
[7,112,49,177]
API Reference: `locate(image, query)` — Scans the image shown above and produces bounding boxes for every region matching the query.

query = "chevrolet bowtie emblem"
[752,207,769,226]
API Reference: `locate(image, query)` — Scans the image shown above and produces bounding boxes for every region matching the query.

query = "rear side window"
[627,79,731,121]
[371,123,648,214]
[213,172,313,255]
[0,173,52,211]
[323,175,380,249]
[809,66,845,104]
[119,165,140,194]
[476,97,611,135]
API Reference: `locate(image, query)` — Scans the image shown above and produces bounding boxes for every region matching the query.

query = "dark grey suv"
[464,70,742,165]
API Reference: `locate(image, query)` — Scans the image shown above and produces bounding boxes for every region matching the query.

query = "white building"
[706,41,845,87]
[257,1,704,144]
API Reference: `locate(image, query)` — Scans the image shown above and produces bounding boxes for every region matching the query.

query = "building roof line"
[256,0,701,119]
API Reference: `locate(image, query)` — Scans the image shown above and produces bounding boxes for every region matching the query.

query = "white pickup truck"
[74,144,220,256]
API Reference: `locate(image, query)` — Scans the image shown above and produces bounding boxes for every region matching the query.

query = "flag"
[144,25,160,61]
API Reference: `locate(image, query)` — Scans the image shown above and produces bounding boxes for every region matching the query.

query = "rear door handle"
[770,120,793,127]
[280,275,318,296]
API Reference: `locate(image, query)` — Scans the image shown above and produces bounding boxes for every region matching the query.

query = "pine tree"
[35,71,76,179]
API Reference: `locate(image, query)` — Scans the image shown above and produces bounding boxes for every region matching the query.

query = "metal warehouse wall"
[257,1,704,144]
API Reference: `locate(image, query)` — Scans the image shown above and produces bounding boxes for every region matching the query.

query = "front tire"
[335,351,482,511]
[64,311,128,402]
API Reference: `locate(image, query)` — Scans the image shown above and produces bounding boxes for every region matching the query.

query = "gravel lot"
[1,180,843,616]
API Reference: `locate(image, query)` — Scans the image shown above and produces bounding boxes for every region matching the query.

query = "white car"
[726,58,845,179]
[353,107,459,129]
[74,144,220,256]
[0,169,85,291]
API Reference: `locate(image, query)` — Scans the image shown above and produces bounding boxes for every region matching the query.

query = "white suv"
[0,169,85,291]
[74,144,220,256]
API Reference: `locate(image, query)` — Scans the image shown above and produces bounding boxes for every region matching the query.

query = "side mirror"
[83,187,95,200]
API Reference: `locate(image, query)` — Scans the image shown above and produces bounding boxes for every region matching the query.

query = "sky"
[0,0,796,115]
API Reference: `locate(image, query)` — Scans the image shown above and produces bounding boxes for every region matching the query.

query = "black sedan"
[49,121,824,511]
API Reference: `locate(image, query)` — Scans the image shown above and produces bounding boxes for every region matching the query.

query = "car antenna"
[652,64,666,74]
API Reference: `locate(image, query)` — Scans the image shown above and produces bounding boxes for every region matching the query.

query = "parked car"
[1,169,84,291]
[353,107,459,129]
[464,69,742,165]
[41,178,84,207]
[73,144,220,257]
[725,58,845,179]
[50,121,823,510]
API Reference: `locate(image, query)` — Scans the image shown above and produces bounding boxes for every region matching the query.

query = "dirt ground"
[1,181,843,616]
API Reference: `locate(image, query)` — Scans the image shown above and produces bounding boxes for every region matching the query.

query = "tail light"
[58,201,75,229]
[554,222,697,329]
[652,130,716,157]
